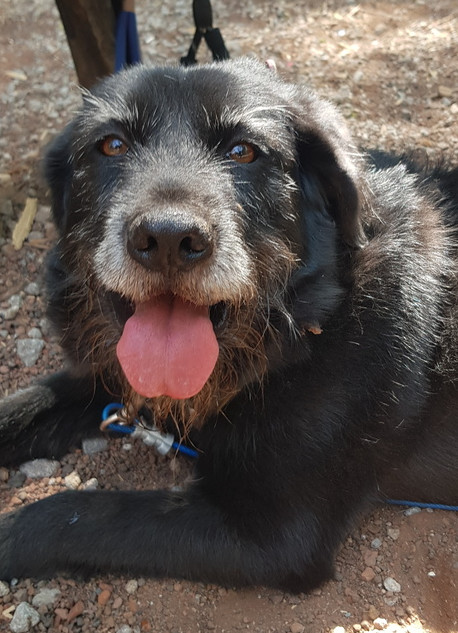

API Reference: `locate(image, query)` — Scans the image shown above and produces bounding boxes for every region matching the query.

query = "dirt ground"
[0,1,457,632]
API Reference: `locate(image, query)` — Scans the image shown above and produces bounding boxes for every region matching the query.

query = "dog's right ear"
[44,123,75,233]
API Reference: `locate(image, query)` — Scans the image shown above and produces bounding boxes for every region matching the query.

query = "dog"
[0,58,457,592]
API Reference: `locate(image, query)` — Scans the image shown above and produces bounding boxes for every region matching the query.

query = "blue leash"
[115,10,141,72]
[101,403,199,458]
[101,403,457,510]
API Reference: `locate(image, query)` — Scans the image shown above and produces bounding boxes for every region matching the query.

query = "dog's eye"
[227,143,257,164]
[98,135,129,157]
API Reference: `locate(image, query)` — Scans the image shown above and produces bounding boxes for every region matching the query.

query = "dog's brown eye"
[98,135,129,157]
[227,143,257,164]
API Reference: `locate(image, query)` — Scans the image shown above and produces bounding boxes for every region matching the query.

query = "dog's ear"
[43,123,75,233]
[292,93,367,250]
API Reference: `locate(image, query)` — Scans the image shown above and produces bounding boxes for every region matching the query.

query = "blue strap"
[115,11,141,72]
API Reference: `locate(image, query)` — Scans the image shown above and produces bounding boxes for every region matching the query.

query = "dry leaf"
[12,197,38,250]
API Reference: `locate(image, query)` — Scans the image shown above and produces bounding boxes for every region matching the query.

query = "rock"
[24,282,40,296]
[64,471,81,490]
[383,577,401,592]
[16,338,45,367]
[387,528,400,540]
[32,587,62,608]
[82,437,109,455]
[290,623,305,633]
[367,605,379,620]
[27,327,42,339]
[20,459,59,479]
[1,294,22,320]
[7,471,27,488]
[67,601,85,621]
[0,466,9,482]
[98,589,111,606]
[370,537,382,549]
[404,506,421,516]
[361,567,376,582]
[116,627,133,633]
[9,602,40,633]
[81,477,99,490]
[373,617,388,630]
[0,580,10,597]
[125,579,139,595]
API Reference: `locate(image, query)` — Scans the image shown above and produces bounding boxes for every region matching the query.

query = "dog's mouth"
[109,292,227,400]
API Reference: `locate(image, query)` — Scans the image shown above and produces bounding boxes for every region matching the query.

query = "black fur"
[0,59,457,592]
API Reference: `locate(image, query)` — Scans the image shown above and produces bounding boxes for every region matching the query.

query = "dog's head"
[45,59,367,427]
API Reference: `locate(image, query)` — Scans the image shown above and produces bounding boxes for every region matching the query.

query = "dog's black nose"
[127,216,213,272]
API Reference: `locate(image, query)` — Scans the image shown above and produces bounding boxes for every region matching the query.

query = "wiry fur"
[0,59,457,591]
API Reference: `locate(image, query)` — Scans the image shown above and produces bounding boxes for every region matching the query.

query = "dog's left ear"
[291,93,367,249]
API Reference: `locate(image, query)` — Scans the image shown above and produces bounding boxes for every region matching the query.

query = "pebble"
[16,338,45,367]
[0,294,22,320]
[0,466,9,482]
[82,437,109,455]
[9,602,40,633]
[125,579,139,595]
[24,282,40,296]
[332,628,346,633]
[26,327,42,339]
[0,580,10,597]
[64,471,82,490]
[290,623,305,633]
[383,577,401,593]
[19,459,59,479]
[370,538,382,549]
[81,477,99,490]
[387,528,400,540]
[98,589,111,606]
[7,471,27,488]
[404,507,421,516]
[116,627,133,633]
[361,567,376,582]
[373,618,388,630]
[32,587,61,608]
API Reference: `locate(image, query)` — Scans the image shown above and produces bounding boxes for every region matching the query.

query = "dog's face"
[45,59,366,427]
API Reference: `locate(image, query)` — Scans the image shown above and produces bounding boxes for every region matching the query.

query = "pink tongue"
[116,295,219,399]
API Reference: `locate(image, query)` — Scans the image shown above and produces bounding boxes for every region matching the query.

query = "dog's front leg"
[0,480,334,592]
[0,371,113,465]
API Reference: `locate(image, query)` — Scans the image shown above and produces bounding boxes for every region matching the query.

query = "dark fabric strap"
[181,0,229,66]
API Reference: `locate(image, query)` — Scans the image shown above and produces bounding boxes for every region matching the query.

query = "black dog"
[1,59,457,592]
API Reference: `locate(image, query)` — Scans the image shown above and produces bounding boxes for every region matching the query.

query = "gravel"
[0,0,457,632]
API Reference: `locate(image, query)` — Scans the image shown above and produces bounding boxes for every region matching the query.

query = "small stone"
[370,537,382,549]
[67,601,84,622]
[32,587,61,608]
[0,580,10,597]
[437,85,453,98]
[361,567,376,582]
[333,628,346,633]
[24,282,41,296]
[125,579,139,595]
[383,577,401,592]
[0,294,22,320]
[112,596,123,609]
[16,338,45,367]
[9,602,40,633]
[367,605,379,620]
[19,459,59,479]
[387,528,400,540]
[27,327,42,339]
[82,437,109,455]
[98,589,111,606]
[64,471,81,490]
[81,477,99,490]
[404,507,421,517]
[0,466,9,482]
[116,627,133,633]
[373,618,388,630]
[290,623,305,633]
